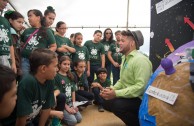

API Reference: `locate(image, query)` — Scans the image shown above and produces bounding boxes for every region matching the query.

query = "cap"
[128,30,144,50]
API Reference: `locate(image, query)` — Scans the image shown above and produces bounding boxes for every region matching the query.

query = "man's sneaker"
[98,105,104,112]
[50,117,62,126]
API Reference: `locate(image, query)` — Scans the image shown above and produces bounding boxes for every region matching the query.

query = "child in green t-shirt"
[20,9,57,75]
[4,10,25,82]
[1,48,58,126]
[84,30,105,89]
[55,21,75,59]
[54,56,82,126]
[0,65,17,120]
[91,68,111,112]
[72,60,94,107]
[72,32,90,77]
[0,0,17,73]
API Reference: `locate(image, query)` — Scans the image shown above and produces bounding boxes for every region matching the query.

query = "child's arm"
[54,90,60,97]
[54,89,60,103]
[65,104,76,114]
[108,51,120,67]
[101,54,105,68]
[91,82,103,90]
[39,108,51,126]
[10,45,16,73]
[87,60,90,77]
[49,43,57,52]
[16,116,28,126]
[50,110,64,119]
[62,45,76,53]
[72,91,76,103]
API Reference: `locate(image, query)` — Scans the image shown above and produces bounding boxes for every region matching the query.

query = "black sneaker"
[98,105,104,112]
[93,100,98,105]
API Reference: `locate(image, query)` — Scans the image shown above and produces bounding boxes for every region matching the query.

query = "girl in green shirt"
[55,21,75,59]
[54,56,82,126]
[20,9,57,75]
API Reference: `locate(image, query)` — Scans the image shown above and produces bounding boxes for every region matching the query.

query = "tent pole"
[126,0,130,30]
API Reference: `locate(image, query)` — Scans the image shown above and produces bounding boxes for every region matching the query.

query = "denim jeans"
[21,57,30,75]
[63,109,82,126]
[112,65,120,85]
[105,62,112,80]
[88,64,101,87]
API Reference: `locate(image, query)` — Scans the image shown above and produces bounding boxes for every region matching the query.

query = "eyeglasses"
[106,32,112,35]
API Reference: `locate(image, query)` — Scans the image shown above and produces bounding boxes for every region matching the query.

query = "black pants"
[55,93,66,111]
[103,97,141,126]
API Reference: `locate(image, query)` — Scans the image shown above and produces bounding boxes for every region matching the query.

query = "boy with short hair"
[84,30,105,88]
[91,68,111,112]
[0,65,17,121]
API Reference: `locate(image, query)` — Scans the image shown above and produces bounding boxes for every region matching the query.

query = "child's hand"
[55,111,64,119]
[91,82,99,88]
[65,105,76,114]
[73,107,79,112]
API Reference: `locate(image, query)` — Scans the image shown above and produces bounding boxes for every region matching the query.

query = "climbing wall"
[149,0,194,71]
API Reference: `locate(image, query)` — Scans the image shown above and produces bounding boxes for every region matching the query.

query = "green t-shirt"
[55,35,74,57]
[0,16,12,55]
[101,40,115,64]
[54,73,76,105]
[94,78,111,88]
[72,72,88,89]
[84,40,105,66]
[20,27,56,58]
[72,45,89,63]
[16,74,55,122]
[109,43,123,64]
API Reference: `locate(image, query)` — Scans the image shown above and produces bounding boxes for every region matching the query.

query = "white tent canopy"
[7,0,151,54]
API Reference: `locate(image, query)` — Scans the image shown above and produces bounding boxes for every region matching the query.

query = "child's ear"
[40,65,46,73]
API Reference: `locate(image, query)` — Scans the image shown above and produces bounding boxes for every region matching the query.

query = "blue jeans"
[21,57,30,75]
[105,62,112,80]
[63,109,82,126]
[112,65,120,85]
[88,64,101,87]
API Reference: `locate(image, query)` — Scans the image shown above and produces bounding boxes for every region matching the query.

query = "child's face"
[93,32,102,42]
[44,58,58,80]
[57,23,67,36]
[45,12,56,27]
[60,60,71,73]
[0,0,8,11]
[74,61,86,74]
[28,11,41,27]
[75,35,83,46]
[10,18,24,32]
[0,80,17,119]
[98,72,107,80]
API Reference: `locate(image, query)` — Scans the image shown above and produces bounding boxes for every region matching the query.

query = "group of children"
[0,2,123,126]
